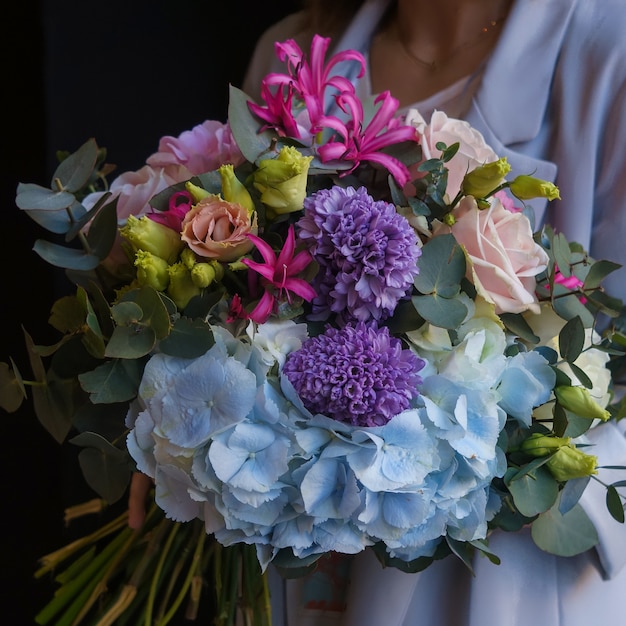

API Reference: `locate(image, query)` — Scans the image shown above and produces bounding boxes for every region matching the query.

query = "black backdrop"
[2,1,296,623]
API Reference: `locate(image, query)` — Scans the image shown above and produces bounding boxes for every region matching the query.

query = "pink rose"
[435,196,549,314]
[147,120,245,176]
[181,195,257,262]
[405,109,499,200]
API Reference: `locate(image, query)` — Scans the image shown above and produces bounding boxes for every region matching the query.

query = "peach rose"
[405,109,499,200]
[181,195,257,262]
[435,196,549,314]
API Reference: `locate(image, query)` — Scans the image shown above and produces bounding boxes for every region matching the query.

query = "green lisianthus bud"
[185,181,211,203]
[509,175,561,201]
[253,146,313,218]
[191,262,217,288]
[555,385,611,421]
[218,164,255,215]
[119,215,184,264]
[545,445,598,481]
[167,262,201,310]
[134,250,170,292]
[461,157,511,199]
[520,432,572,457]
[180,247,197,271]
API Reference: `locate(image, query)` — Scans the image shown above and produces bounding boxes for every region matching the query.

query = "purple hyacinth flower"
[282,322,424,427]
[298,186,421,323]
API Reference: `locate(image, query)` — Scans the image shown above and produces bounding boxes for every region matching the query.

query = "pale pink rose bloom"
[405,109,499,200]
[146,120,245,176]
[181,196,257,262]
[434,196,549,314]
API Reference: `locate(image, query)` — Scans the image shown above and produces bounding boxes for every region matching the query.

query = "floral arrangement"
[3,34,626,625]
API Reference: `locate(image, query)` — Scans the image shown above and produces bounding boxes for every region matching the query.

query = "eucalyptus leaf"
[445,537,475,575]
[33,239,101,271]
[16,182,76,213]
[507,465,558,517]
[414,234,466,295]
[411,292,468,329]
[52,137,99,193]
[583,260,622,290]
[559,476,590,514]
[559,316,584,363]
[22,200,87,235]
[85,196,118,260]
[552,232,572,277]
[70,431,133,503]
[228,85,275,164]
[586,290,624,318]
[531,500,598,556]
[105,325,157,359]
[78,358,145,403]
[49,295,87,334]
[606,484,625,523]
[158,318,215,358]
[65,192,113,240]
[500,313,540,344]
[552,292,595,327]
[0,362,25,413]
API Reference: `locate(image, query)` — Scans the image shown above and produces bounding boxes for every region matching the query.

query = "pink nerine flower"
[241,225,316,324]
[248,34,365,138]
[147,120,245,176]
[434,195,549,314]
[317,91,418,186]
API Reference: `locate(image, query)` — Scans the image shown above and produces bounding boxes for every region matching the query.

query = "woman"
[242,1,626,624]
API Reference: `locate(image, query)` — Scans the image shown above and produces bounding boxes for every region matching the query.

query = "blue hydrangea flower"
[282,322,424,426]
[298,185,421,322]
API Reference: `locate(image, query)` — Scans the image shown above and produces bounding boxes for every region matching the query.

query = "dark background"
[2,1,296,623]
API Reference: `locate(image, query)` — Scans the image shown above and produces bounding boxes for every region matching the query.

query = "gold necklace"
[396,15,507,72]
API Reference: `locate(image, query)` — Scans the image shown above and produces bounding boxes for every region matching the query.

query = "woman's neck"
[370,0,513,107]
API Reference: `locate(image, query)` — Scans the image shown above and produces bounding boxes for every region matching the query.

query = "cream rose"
[435,196,549,314]
[181,195,257,262]
[405,109,499,200]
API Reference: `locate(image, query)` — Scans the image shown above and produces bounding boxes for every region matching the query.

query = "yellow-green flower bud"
[461,157,511,199]
[253,146,313,218]
[520,432,571,457]
[190,262,217,288]
[180,247,197,271]
[509,175,561,201]
[167,262,201,310]
[218,164,255,215]
[545,445,598,481]
[134,250,170,292]
[119,215,183,264]
[555,385,611,421]
[185,181,211,203]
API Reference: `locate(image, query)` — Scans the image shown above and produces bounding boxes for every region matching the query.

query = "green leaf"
[105,325,157,359]
[586,290,624,318]
[445,537,476,575]
[411,292,468,329]
[559,316,585,363]
[78,359,145,404]
[506,465,559,517]
[414,233,466,296]
[552,232,572,277]
[552,291,595,327]
[500,312,540,344]
[559,476,589,514]
[158,318,215,358]
[531,500,598,556]
[0,362,25,412]
[16,182,76,212]
[48,295,87,334]
[33,239,101,271]
[606,484,625,523]
[228,85,275,164]
[70,431,133,503]
[583,260,622,290]
[52,137,99,193]
[85,196,118,261]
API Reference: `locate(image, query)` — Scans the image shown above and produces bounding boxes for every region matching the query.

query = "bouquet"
[4,34,626,625]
